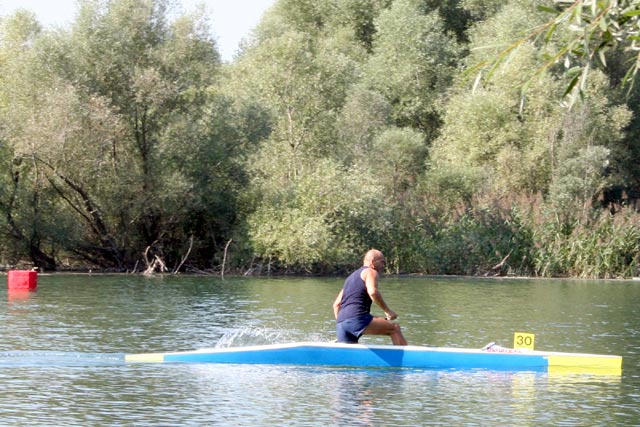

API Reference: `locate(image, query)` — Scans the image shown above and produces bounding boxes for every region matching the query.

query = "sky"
[0,0,275,62]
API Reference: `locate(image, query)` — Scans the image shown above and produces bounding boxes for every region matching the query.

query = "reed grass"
[414,195,640,279]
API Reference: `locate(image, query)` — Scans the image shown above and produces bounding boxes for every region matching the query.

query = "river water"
[1,274,638,426]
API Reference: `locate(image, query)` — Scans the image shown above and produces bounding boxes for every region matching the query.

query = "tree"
[468,0,640,107]
[0,0,246,270]
[0,10,61,269]
[329,0,393,52]
[427,0,632,207]
[246,158,390,272]
[363,0,461,139]
[335,84,392,163]
[231,0,402,271]
[547,72,633,219]
[460,0,505,22]
[366,127,427,199]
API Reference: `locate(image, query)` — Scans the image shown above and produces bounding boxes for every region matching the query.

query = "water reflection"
[330,370,405,426]
[7,289,36,302]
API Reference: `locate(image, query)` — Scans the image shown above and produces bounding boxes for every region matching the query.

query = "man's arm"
[363,269,397,320]
[333,289,343,319]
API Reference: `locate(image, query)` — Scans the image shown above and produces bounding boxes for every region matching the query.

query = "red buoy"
[7,270,38,291]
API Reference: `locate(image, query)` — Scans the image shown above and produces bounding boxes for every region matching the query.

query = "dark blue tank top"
[337,266,372,322]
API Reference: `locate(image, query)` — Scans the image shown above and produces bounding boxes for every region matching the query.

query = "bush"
[532,208,640,278]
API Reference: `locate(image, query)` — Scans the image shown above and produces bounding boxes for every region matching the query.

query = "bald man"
[333,249,407,345]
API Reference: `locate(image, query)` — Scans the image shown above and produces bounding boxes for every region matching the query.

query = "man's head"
[364,249,385,272]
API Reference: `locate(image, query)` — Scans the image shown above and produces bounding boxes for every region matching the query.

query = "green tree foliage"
[247,158,389,272]
[0,10,62,269]
[460,0,505,21]
[363,0,462,139]
[335,85,392,162]
[0,0,251,270]
[429,2,632,205]
[230,0,380,271]
[2,0,640,278]
[331,0,393,52]
[468,0,640,106]
[63,0,224,263]
[418,0,638,277]
[366,127,427,198]
[547,73,632,219]
[427,3,560,201]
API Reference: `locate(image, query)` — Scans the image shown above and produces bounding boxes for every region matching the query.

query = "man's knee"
[383,320,401,336]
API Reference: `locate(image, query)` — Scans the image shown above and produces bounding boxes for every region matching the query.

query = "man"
[333,249,407,345]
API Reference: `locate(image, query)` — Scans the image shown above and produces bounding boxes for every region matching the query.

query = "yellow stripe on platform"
[547,354,622,375]
[125,353,166,363]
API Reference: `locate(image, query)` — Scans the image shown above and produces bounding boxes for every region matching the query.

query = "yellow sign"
[514,332,535,350]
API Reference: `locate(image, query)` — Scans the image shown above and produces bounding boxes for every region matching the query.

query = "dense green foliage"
[0,0,639,278]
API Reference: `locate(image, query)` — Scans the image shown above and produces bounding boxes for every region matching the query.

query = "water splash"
[214,327,331,348]
[214,328,288,348]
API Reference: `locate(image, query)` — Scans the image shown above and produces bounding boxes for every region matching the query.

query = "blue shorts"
[336,314,374,343]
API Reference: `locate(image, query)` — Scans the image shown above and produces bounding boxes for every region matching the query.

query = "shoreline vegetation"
[2,268,640,282]
[1,1,640,279]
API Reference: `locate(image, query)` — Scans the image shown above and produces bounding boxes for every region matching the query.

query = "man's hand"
[385,310,398,321]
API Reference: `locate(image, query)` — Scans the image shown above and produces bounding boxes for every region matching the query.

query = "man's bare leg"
[363,317,407,345]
